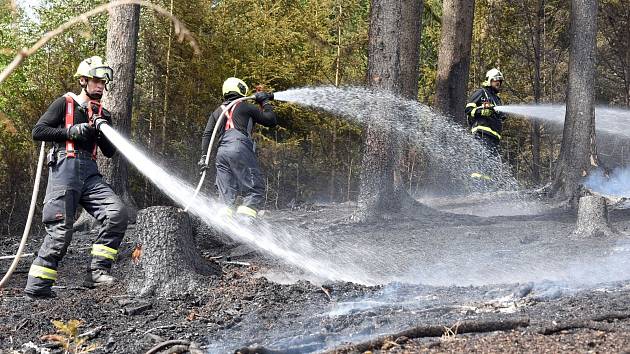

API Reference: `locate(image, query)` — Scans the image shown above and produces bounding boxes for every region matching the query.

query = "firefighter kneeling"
[24,56,128,300]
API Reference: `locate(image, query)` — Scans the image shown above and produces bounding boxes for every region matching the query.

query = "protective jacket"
[201,98,277,214]
[33,95,116,157]
[465,86,506,143]
[25,94,128,297]
[201,98,277,153]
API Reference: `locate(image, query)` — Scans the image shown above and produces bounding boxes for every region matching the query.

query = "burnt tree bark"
[100,2,140,217]
[552,0,598,203]
[357,0,423,221]
[573,195,614,237]
[433,0,475,124]
[128,206,221,297]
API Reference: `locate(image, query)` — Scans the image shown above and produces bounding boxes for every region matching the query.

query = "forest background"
[0,0,629,237]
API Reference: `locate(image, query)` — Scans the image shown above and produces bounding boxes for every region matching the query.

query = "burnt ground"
[1,193,630,353]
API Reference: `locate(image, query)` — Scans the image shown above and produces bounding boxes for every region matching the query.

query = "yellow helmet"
[222,77,248,97]
[74,56,113,82]
[482,68,504,87]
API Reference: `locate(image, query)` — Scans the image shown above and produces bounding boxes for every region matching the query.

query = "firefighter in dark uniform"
[465,68,506,181]
[198,77,277,222]
[25,56,128,300]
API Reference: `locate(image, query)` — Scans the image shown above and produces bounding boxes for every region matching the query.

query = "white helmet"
[222,77,248,98]
[483,68,504,87]
[74,56,113,82]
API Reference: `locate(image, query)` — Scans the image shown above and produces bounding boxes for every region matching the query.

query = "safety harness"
[222,101,254,138]
[63,94,101,160]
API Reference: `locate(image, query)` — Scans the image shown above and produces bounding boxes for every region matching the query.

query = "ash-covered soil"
[1,195,630,353]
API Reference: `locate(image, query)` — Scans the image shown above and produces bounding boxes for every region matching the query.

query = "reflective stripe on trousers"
[28,264,58,281]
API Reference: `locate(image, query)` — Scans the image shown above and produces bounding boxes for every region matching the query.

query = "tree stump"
[573,195,615,238]
[128,206,221,297]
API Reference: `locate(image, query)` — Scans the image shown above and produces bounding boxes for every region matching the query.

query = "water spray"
[495,104,630,138]
[98,123,376,284]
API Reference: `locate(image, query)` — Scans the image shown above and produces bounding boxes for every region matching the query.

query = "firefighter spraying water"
[194,78,276,223]
[23,56,128,300]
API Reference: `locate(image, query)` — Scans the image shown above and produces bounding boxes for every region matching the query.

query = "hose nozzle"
[93,116,109,131]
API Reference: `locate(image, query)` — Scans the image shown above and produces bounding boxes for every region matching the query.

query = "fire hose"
[183,95,255,212]
[0,142,46,289]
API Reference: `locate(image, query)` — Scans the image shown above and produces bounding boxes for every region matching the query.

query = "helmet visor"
[89,66,113,82]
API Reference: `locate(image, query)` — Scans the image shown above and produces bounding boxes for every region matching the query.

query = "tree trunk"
[433,0,475,124]
[552,0,598,203]
[100,2,140,217]
[357,0,423,221]
[530,0,544,185]
[128,206,221,297]
[161,0,174,156]
[573,195,614,237]
[75,3,140,231]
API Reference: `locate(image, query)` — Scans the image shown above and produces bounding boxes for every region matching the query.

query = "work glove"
[92,114,110,131]
[67,122,96,143]
[254,92,274,105]
[197,155,208,175]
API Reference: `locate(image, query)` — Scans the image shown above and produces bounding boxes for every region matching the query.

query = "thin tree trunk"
[161,0,174,155]
[530,0,545,185]
[100,2,140,214]
[434,0,475,124]
[552,0,598,203]
[77,2,140,230]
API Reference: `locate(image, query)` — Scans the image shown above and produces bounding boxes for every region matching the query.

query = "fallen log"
[536,311,630,335]
[327,317,530,353]
[537,320,615,335]
[128,206,221,298]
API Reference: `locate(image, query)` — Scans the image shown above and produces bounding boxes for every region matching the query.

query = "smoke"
[585,167,630,197]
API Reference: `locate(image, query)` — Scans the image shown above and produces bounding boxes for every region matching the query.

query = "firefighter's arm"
[464,90,485,118]
[96,110,117,158]
[32,97,69,142]
[251,103,277,128]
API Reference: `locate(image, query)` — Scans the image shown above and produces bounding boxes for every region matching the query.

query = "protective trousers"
[25,152,128,296]
[470,131,501,190]
[215,129,265,214]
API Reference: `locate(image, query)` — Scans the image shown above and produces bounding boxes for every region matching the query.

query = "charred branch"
[327,318,530,353]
